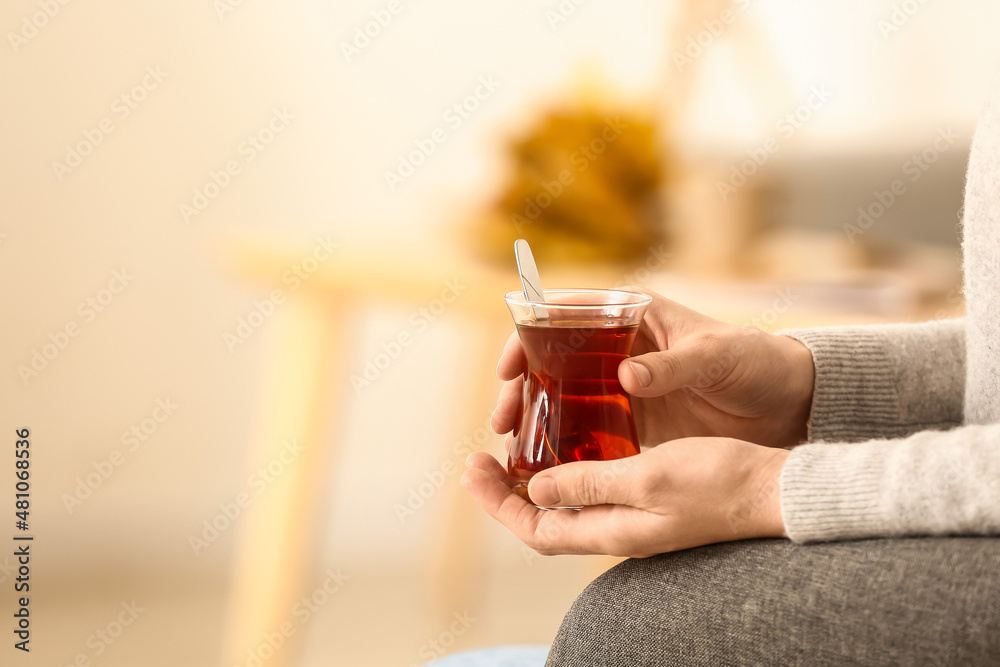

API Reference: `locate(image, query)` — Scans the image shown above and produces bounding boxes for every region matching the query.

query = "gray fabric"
[772,77,1000,543]
[546,539,1000,667]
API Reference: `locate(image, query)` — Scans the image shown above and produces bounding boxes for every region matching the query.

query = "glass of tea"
[503,289,652,508]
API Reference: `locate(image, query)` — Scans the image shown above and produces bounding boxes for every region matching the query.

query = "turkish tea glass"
[504,289,651,508]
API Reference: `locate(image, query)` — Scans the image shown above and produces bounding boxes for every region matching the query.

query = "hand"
[492,288,814,449]
[461,438,789,557]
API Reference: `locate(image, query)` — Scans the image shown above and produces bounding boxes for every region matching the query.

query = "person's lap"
[546,537,1000,666]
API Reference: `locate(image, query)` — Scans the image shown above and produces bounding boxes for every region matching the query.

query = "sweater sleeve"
[778,319,966,443]
[780,425,1000,542]
[775,318,987,543]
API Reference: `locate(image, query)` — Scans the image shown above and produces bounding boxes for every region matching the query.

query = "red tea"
[508,321,641,498]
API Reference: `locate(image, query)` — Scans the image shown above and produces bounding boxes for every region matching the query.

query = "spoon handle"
[514,239,546,303]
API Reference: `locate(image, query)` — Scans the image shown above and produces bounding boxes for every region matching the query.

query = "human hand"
[461,437,789,557]
[491,288,814,449]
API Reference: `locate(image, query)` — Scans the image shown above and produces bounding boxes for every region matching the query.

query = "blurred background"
[1,1,996,665]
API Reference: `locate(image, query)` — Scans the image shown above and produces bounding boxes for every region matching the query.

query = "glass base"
[513,482,583,510]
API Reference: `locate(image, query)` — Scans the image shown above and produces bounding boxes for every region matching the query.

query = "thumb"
[527,456,646,507]
[619,338,724,397]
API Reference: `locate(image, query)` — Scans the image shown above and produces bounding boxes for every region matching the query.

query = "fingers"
[493,331,525,436]
[496,331,526,381]
[491,379,522,434]
[461,454,544,538]
[526,454,650,508]
[465,451,512,485]
[462,452,659,556]
[619,336,728,398]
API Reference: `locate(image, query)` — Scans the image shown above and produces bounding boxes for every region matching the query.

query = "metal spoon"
[514,239,545,302]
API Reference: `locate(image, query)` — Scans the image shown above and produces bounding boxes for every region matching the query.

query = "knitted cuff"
[778,328,901,443]
[780,442,890,543]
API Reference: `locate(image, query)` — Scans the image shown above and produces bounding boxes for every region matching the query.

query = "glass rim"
[503,288,652,309]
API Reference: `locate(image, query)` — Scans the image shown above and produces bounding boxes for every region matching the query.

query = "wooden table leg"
[426,315,510,617]
[221,295,352,667]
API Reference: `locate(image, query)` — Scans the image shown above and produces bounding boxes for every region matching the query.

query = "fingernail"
[629,360,652,387]
[465,454,475,468]
[530,476,559,506]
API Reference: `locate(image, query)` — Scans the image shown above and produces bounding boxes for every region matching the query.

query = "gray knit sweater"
[778,82,1000,543]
